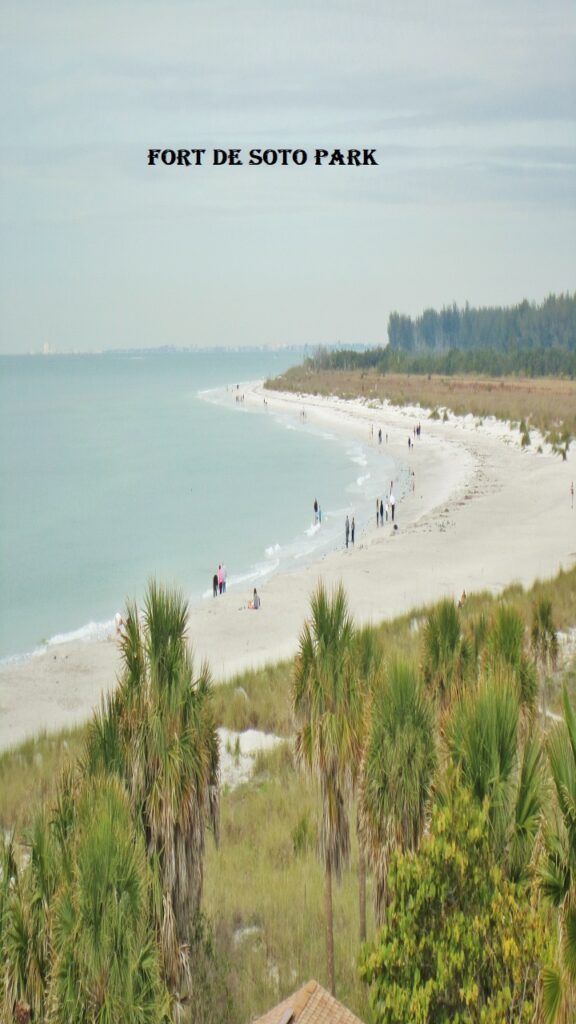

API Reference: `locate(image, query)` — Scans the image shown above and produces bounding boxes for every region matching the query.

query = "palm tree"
[353,625,383,943]
[540,689,576,1023]
[85,582,220,1000]
[359,658,437,923]
[292,581,361,996]
[446,675,544,881]
[47,775,170,1023]
[421,598,470,705]
[531,597,559,725]
[484,605,537,712]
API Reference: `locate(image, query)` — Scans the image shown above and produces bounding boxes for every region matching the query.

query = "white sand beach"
[1,383,574,752]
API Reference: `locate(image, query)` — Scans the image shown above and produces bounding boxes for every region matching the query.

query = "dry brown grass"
[267,367,576,439]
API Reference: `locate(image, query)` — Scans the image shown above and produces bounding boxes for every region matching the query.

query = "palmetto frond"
[541,691,576,1019]
[83,581,220,998]
[421,598,470,704]
[485,604,537,711]
[359,658,437,921]
[446,674,543,876]
[509,732,546,883]
[293,582,360,877]
[47,775,170,1023]
[292,582,361,994]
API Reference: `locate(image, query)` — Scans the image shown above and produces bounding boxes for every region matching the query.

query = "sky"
[1,0,575,353]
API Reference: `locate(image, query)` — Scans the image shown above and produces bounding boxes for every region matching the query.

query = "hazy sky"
[1,0,575,353]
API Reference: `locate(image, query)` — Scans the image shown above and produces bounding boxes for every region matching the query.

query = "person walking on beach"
[378,428,382,444]
[380,498,384,526]
[212,573,218,598]
[376,499,379,527]
[318,505,322,524]
[385,499,389,522]
[222,564,228,593]
[249,588,261,609]
[218,564,224,595]
[345,515,350,548]
[390,493,396,522]
[314,498,318,524]
[351,516,355,545]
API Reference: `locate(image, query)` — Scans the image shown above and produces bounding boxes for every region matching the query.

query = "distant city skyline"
[1,0,575,354]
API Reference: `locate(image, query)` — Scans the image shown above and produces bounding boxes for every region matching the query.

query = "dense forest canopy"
[308,294,576,378]
[388,294,576,354]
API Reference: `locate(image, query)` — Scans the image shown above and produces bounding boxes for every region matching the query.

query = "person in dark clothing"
[212,573,218,598]
[351,517,355,545]
[345,515,350,548]
[380,498,384,526]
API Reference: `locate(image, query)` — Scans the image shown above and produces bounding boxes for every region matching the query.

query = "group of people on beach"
[344,480,400,549]
[212,564,227,597]
[211,563,261,610]
[375,489,395,526]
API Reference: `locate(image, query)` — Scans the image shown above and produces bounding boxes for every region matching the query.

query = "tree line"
[388,293,576,354]
[306,293,576,378]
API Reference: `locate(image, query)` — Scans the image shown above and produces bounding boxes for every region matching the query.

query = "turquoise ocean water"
[0,351,403,661]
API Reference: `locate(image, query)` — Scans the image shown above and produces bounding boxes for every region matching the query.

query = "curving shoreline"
[0,382,573,752]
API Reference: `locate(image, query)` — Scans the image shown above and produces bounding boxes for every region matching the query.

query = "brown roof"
[251,980,365,1024]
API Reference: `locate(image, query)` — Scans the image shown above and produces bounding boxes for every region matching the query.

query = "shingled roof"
[251,979,365,1024]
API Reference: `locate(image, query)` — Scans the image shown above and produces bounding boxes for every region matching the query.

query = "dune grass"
[0,725,87,835]
[202,742,373,1023]
[266,367,576,443]
[211,660,294,737]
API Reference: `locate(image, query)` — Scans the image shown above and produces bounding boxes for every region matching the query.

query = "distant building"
[251,979,365,1024]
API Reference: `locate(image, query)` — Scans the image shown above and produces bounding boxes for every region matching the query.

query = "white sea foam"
[47,620,114,647]
[265,543,282,557]
[0,618,115,668]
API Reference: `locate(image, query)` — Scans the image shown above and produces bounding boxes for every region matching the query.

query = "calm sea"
[0,350,402,661]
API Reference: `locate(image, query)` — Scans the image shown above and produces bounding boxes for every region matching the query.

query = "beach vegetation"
[421,598,471,705]
[359,784,551,1023]
[292,581,362,995]
[353,626,384,942]
[483,604,538,712]
[445,677,545,883]
[358,659,437,923]
[267,365,576,447]
[211,660,294,736]
[1,571,576,1020]
[532,598,560,724]
[540,690,576,1022]
[84,582,220,1002]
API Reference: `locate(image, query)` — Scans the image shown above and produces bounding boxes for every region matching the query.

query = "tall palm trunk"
[325,862,335,996]
[358,846,367,943]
